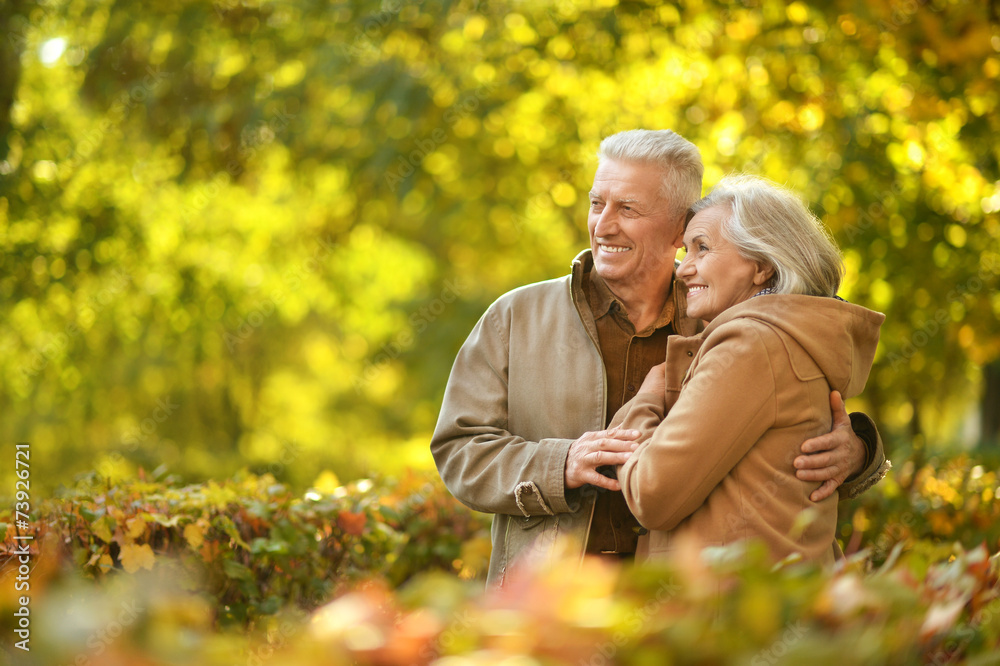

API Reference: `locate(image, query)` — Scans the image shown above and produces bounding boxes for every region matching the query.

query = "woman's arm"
[606,361,667,438]
[617,322,777,532]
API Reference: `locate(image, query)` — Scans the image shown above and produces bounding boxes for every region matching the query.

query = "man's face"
[587,159,685,296]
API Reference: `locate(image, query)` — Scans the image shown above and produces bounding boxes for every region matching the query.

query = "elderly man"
[431,129,888,586]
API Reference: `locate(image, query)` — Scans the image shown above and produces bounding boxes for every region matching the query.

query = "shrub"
[0,469,491,628]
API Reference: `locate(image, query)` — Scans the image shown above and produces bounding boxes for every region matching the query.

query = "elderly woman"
[611,174,884,565]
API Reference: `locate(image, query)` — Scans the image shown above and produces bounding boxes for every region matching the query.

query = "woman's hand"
[638,362,667,396]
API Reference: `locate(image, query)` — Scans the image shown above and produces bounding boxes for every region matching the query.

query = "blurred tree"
[0,0,997,494]
[983,360,1000,447]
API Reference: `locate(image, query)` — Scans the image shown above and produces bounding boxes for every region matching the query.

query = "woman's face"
[677,205,772,322]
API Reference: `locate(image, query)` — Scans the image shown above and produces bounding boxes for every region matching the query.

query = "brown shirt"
[582,265,699,553]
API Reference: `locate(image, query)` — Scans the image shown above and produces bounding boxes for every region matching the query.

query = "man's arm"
[430,305,638,518]
[794,391,890,501]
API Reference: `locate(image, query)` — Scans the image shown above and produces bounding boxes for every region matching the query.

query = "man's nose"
[593,207,619,237]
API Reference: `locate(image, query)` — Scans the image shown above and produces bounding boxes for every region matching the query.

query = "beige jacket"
[615,295,886,566]
[432,252,888,586]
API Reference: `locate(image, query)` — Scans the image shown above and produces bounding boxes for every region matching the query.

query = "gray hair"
[597,129,704,222]
[688,175,844,297]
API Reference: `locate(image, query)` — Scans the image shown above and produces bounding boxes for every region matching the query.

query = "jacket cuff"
[838,412,888,500]
[511,437,578,516]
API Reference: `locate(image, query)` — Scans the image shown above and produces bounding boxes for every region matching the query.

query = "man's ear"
[753,263,776,286]
[670,215,687,249]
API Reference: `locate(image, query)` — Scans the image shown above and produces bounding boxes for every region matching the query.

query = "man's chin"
[593,255,632,274]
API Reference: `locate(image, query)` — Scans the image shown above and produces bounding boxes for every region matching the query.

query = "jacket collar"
[571,249,699,337]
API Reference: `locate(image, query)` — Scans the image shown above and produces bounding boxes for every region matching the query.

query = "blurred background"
[1,0,998,497]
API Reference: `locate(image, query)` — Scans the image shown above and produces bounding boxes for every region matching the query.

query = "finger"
[799,429,849,454]
[592,439,641,453]
[585,472,621,492]
[604,427,642,440]
[796,467,838,482]
[794,451,837,470]
[829,390,851,428]
[589,450,633,467]
[809,479,839,502]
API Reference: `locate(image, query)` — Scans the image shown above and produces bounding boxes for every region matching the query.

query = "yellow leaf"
[119,543,155,573]
[312,470,341,494]
[98,554,114,574]
[184,522,205,549]
[126,516,146,540]
[92,516,115,543]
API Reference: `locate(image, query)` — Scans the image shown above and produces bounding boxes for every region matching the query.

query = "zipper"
[568,262,605,560]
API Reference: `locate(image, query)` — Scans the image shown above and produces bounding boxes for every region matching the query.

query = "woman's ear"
[753,263,776,286]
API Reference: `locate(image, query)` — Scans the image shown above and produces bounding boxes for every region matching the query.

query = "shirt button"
[627,383,635,392]
[686,351,693,357]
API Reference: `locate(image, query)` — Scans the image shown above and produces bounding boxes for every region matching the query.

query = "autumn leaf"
[120,543,156,573]
[338,510,367,536]
[312,470,342,494]
[126,516,147,540]
[92,516,116,543]
[97,554,114,574]
[920,599,966,640]
[184,522,205,549]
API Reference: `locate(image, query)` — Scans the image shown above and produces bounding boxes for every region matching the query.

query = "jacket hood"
[703,295,885,398]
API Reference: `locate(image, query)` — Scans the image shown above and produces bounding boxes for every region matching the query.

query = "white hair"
[598,129,704,222]
[689,175,844,297]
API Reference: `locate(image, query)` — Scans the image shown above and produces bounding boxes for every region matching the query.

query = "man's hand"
[794,390,867,502]
[565,427,641,491]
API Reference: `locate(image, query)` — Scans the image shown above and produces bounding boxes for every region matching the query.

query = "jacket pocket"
[518,514,548,531]
[505,514,560,564]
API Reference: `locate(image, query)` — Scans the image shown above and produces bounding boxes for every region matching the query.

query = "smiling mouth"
[687,285,707,296]
[599,244,631,254]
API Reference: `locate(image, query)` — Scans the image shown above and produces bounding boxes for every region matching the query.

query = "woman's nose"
[677,253,694,277]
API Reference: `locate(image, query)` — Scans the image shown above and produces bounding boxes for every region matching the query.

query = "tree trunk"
[0,3,27,163]
[981,360,1000,448]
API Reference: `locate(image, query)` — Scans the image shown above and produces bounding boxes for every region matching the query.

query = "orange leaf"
[338,510,367,536]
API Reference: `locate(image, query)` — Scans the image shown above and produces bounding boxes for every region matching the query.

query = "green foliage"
[3,457,1000,663]
[843,452,1000,563]
[0,469,491,629]
[0,0,997,495]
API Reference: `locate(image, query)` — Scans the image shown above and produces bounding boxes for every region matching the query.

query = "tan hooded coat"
[614,294,885,565]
